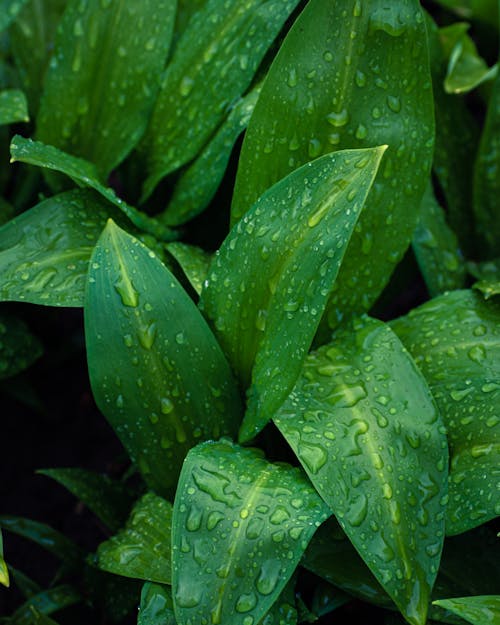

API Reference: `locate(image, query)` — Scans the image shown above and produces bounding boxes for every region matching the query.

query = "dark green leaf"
[431,0,499,27]
[260,577,298,625]
[97,493,172,584]
[433,596,500,625]
[0,0,29,32]
[9,136,176,241]
[470,259,500,299]
[0,312,42,380]
[85,220,242,495]
[0,529,8,587]
[141,0,301,199]
[10,585,81,625]
[0,189,127,307]
[232,0,434,331]
[10,608,60,625]
[412,182,466,296]
[37,0,176,180]
[165,242,211,296]
[38,467,135,532]
[201,147,385,442]
[138,583,175,625]
[275,317,448,625]
[0,89,29,125]
[8,566,41,598]
[172,440,330,625]
[391,290,500,534]
[83,568,141,624]
[310,580,351,619]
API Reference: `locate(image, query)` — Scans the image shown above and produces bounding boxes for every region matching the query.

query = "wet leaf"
[232,0,434,331]
[0,189,127,307]
[141,0,300,199]
[470,259,500,299]
[37,0,176,180]
[165,242,211,296]
[38,467,135,532]
[412,182,466,296]
[0,529,8,587]
[0,0,29,32]
[138,582,176,625]
[391,289,500,534]
[85,220,242,495]
[172,439,330,625]
[0,312,42,379]
[274,317,448,625]
[0,89,29,125]
[433,596,500,625]
[9,135,176,241]
[260,577,298,625]
[201,147,385,442]
[97,493,172,584]
[9,585,81,624]
[164,85,261,226]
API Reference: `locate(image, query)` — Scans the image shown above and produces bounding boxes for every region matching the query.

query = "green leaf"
[232,0,434,329]
[0,312,42,379]
[391,290,500,534]
[85,220,242,495]
[9,585,81,625]
[172,439,330,625]
[140,0,301,199]
[10,608,60,625]
[473,55,500,258]
[0,89,29,125]
[0,189,128,307]
[165,242,211,297]
[36,0,176,180]
[201,147,385,442]
[38,468,135,532]
[9,136,176,241]
[96,493,172,584]
[0,529,8,587]
[310,580,351,619]
[0,0,29,32]
[260,577,298,625]
[469,258,500,299]
[83,568,142,624]
[412,182,466,297]
[138,583,176,625]
[432,0,499,26]
[8,566,41,599]
[433,596,500,625]
[0,516,82,565]
[274,317,448,625]
[164,85,261,227]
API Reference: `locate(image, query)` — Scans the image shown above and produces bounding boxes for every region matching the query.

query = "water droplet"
[206,510,224,530]
[387,95,401,112]
[287,67,297,87]
[450,387,474,401]
[468,345,486,364]
[346,493,368,526]
[326,109,349,127]
[235,592,257,613]
[382,483,393,499]
[186,505,203,532]
[116,394,124,409]
[270,505,290,525]
[179,75,194,97]
[298,442,327,474]
[256,560,281,595]
[161,397,174,414]
[114,275,139,307]
[175,332,185,344]
[138,322,156,350]
[355,124,367,140]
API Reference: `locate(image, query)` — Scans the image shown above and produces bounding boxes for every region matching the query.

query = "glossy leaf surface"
[0,0,29,32]
[165,242,211,296]
[141,0,300,198]
[261,578,298,625]
[97,493,172,584]
[10,136,175,241]
[391,290,500,534]
[232,0,434,328]
[37,0,176,179]
[85,220,242,495]
[412,183,466,296]
[38,467,134,532]
[0,189,125,307]
[138,583,175,625]
[0,528,8,587]
[9,585,81,624]
[433,596,500,625]
[172,439,330,625]
[275,317,448,625]
[0,89,29,125]
[0,312,42,379]
[201,147,384,442]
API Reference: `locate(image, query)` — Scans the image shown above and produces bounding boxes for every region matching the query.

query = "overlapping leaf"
[138,583,176,625]
[85,220,242,495]
[201,147,384,442]
[433,596,500,625]
[391,289,500,534]
[8,585,81,625]
[171,440,330,625]
[0,89,28,125]
[232,0,434,331]
[165,242,211,296]
[0,312,42,379]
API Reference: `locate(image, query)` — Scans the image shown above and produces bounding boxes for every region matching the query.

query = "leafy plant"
[0,1,499,625]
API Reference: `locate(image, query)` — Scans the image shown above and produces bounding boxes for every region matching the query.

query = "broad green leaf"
[97,493,172,584]
[0,89,29,125]
[164,85,261,227]
[172,440,330,625]
[37,0,176,180]
[0,0,29,32]
[138,583,175,625]
[0,189,127,307]
[201,147,385,442]
[9,585,81,624]
[0,312,42,379]
[391,290,500,534]
[232,0,434,329]
[141,0,301,199]
[38,467,135,532]
[433,597,500,625]
[274,317,448,625]
[0,516,82,565]
[85,220,242,495]
[412,183,466,296]
[165,242,211,296]
[173,0,207,45]
[473,55,500,258]
[10,136,176,241]
[0,529,8,587]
